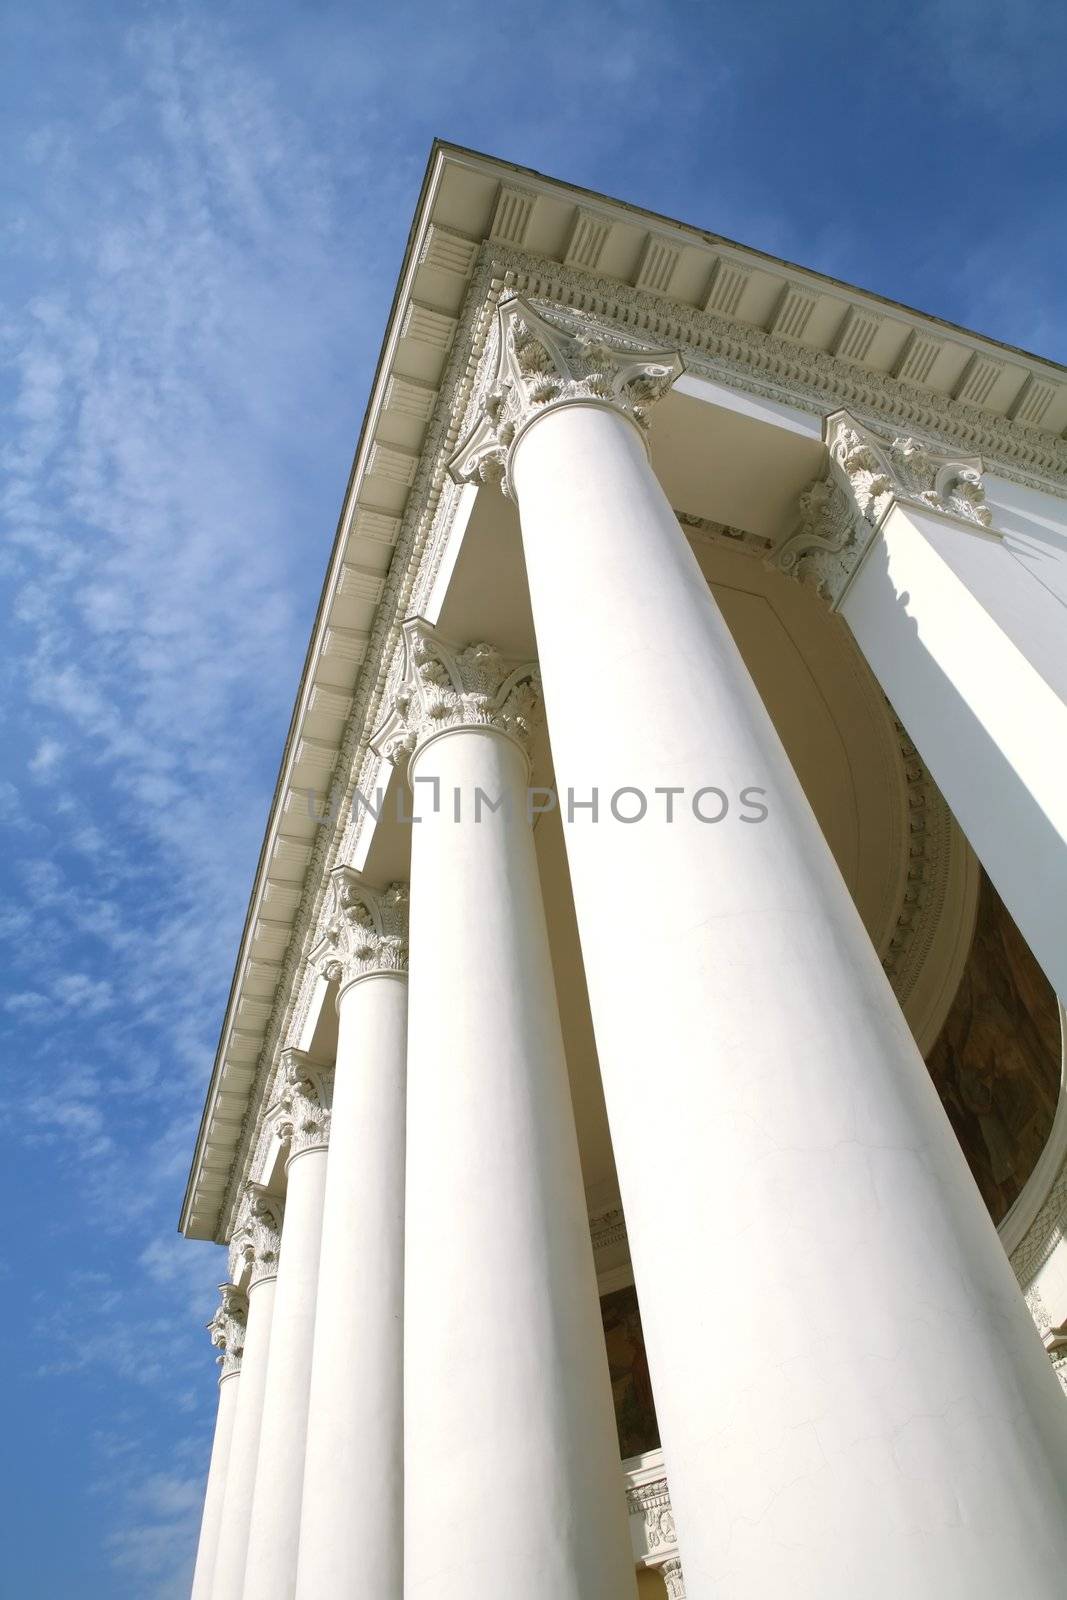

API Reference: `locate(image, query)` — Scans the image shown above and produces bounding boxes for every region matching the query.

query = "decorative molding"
[627,1475,677,1555]
[371,616,540,769]
[880,716,953,1002]
[894,331,944,386]
[590,1205,628,1259]
[634,235,681,296]
[703,256,751,318]
[773,409,994,606]
[677,509,773,558]
[467,252,1067,488]
[447,294,684,498]
[207,1282,247,1380]
[768,283,818,342]
[309,871,409,987]
[954,352,1005,407]
[625,1452,686,1592]
[1023,1284,1067,1396]
[832,306,881,365]
[563,208,611,271]
[1010,375,1063,429]
[489,184,534,246]
[1011,1160,1067,1289]
[278,1048,333,1159]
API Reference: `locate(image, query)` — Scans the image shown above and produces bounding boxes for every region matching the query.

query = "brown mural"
[600,1283,660,1459]
[926,871,1061,1223]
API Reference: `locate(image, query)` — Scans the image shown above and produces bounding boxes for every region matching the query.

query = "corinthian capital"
[660,1558,687,1599]
[229,1185,284,1288]
[449,295,684,496]
[207,1282,247,1380]
[277,1048,333,1159]
[773,409,994,605]
[311,870,409,988]
[370,617,539,770]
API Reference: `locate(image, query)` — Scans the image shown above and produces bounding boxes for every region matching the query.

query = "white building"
[180,144,1067,1600]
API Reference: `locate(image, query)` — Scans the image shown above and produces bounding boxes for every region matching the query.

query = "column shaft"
[189,1370,240,1600]
[210,1277,277,1600]
[241,1147,328,1600]
[402,718,636,1599]
[296,968,407,1599]
[510,399,1067,1599]
[839,498,1067,996]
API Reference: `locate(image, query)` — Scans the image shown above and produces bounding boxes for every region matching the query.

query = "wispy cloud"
[4,3,1066,1596]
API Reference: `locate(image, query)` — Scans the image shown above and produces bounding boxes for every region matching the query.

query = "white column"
[451,296,1067,1599]
[295,876,409,1600]
[240,1052,330,1600]
[777,410,1067,997]
[189,1285,246,1600]
[211,1193,282,1600]
[372,626,637,1600]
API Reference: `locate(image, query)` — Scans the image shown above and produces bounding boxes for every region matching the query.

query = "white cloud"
[28,735,63,776]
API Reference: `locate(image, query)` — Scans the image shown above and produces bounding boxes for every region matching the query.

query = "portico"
[181,144,1067,1598]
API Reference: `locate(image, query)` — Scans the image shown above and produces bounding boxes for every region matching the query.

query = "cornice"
[474,252,1067,491]
[186,147,1067,1245]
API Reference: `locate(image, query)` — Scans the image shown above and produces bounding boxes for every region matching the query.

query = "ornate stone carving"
[448,294,684,497]
[627,1476,677,1554]
[1026,1282,1053,1336]
[310,870,410,989]
[277,1047,333,1158]
[660,1557,687,1599]
[774,409,994,605]
[880,715,953,1002]
[207,1282,248,1380]
[371,617,540,770]
[627,1467,687,1593]
[228,1185,284,1287]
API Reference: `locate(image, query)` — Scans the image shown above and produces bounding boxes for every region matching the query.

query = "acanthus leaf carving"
[448,294,684,497]
[277,1047,333,1158]
[370,617,540,772]
[228,1184,284,1288]
[207,1282,248,1380]
[309,872,409,988]
[774,409,994,605]
[660,1557,687,1599]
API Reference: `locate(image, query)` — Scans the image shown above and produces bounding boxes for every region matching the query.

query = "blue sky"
[2,2,1065,1594]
